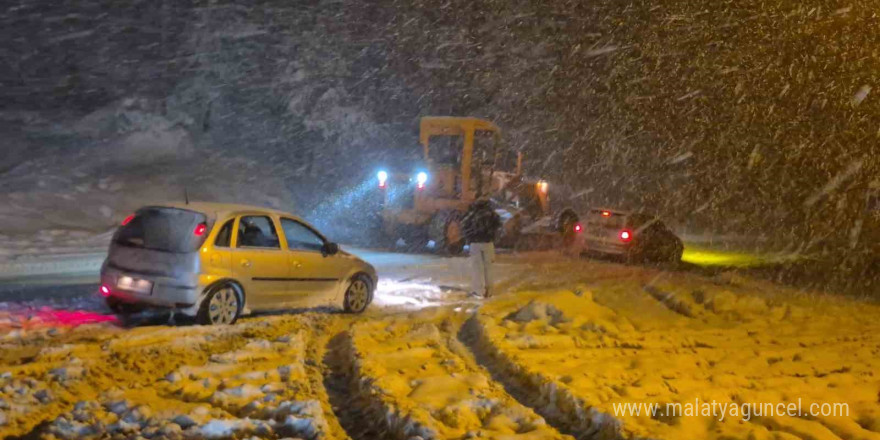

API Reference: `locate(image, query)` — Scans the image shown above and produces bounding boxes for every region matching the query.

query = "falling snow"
[0,1,879,438]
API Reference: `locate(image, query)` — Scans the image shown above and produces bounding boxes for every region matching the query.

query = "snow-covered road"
[0,247,520,329]
[1,250,878,440]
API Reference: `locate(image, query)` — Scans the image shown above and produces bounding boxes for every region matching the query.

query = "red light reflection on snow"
[37,309,117,326]
[0,307,117,332]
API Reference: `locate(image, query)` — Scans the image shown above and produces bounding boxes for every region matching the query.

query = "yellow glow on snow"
[682,246,801,267]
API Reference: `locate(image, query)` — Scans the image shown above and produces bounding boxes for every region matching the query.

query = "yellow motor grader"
[375,116,579,254]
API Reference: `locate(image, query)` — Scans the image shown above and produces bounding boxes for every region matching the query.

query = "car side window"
[280,218,325,252]
[214,219,234,247]
[237,216,280,249]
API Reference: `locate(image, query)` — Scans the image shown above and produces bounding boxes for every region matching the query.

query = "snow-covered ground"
[0,251,878,439]
[468,285,880,439]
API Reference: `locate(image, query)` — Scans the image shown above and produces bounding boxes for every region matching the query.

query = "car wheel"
[197,283,241,325]
[343,275,373,314]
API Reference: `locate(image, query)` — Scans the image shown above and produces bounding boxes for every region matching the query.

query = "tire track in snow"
[459,313,625,440]
[322,330,394,440]
[441,317,583,440]
[302,315,357,440]
[342,311,574,439]
[641,285,694,318]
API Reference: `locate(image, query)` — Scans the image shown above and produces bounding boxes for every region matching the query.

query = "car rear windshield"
[586,210,625,229]
[114,207,209,253]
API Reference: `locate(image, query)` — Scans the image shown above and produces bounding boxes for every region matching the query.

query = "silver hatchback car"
[100,202,377,324]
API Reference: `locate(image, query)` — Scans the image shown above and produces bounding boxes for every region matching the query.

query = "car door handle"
[240,259,252,268]
[291,261,303,268]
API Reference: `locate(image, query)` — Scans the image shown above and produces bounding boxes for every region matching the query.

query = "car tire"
[197,283,242,325]
[343,274,373,314]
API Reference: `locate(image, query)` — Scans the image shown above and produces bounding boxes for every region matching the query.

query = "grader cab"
[375,116,579,254]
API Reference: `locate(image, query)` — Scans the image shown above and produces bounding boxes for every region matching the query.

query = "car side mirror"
[322,242,339,256]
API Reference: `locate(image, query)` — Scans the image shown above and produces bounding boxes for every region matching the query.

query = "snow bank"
[467,285,880,439]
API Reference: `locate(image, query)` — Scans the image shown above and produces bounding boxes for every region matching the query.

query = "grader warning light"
[538,180,549,195]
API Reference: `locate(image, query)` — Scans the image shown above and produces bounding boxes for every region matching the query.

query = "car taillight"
[194,223,207,236]
[574,223,582,233]
[121,214,135,225]
[601,211,611,217]
[100,285,111,297]
[619,230,632,242]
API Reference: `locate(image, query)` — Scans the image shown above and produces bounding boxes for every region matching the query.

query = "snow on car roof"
[149,202,302,222]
